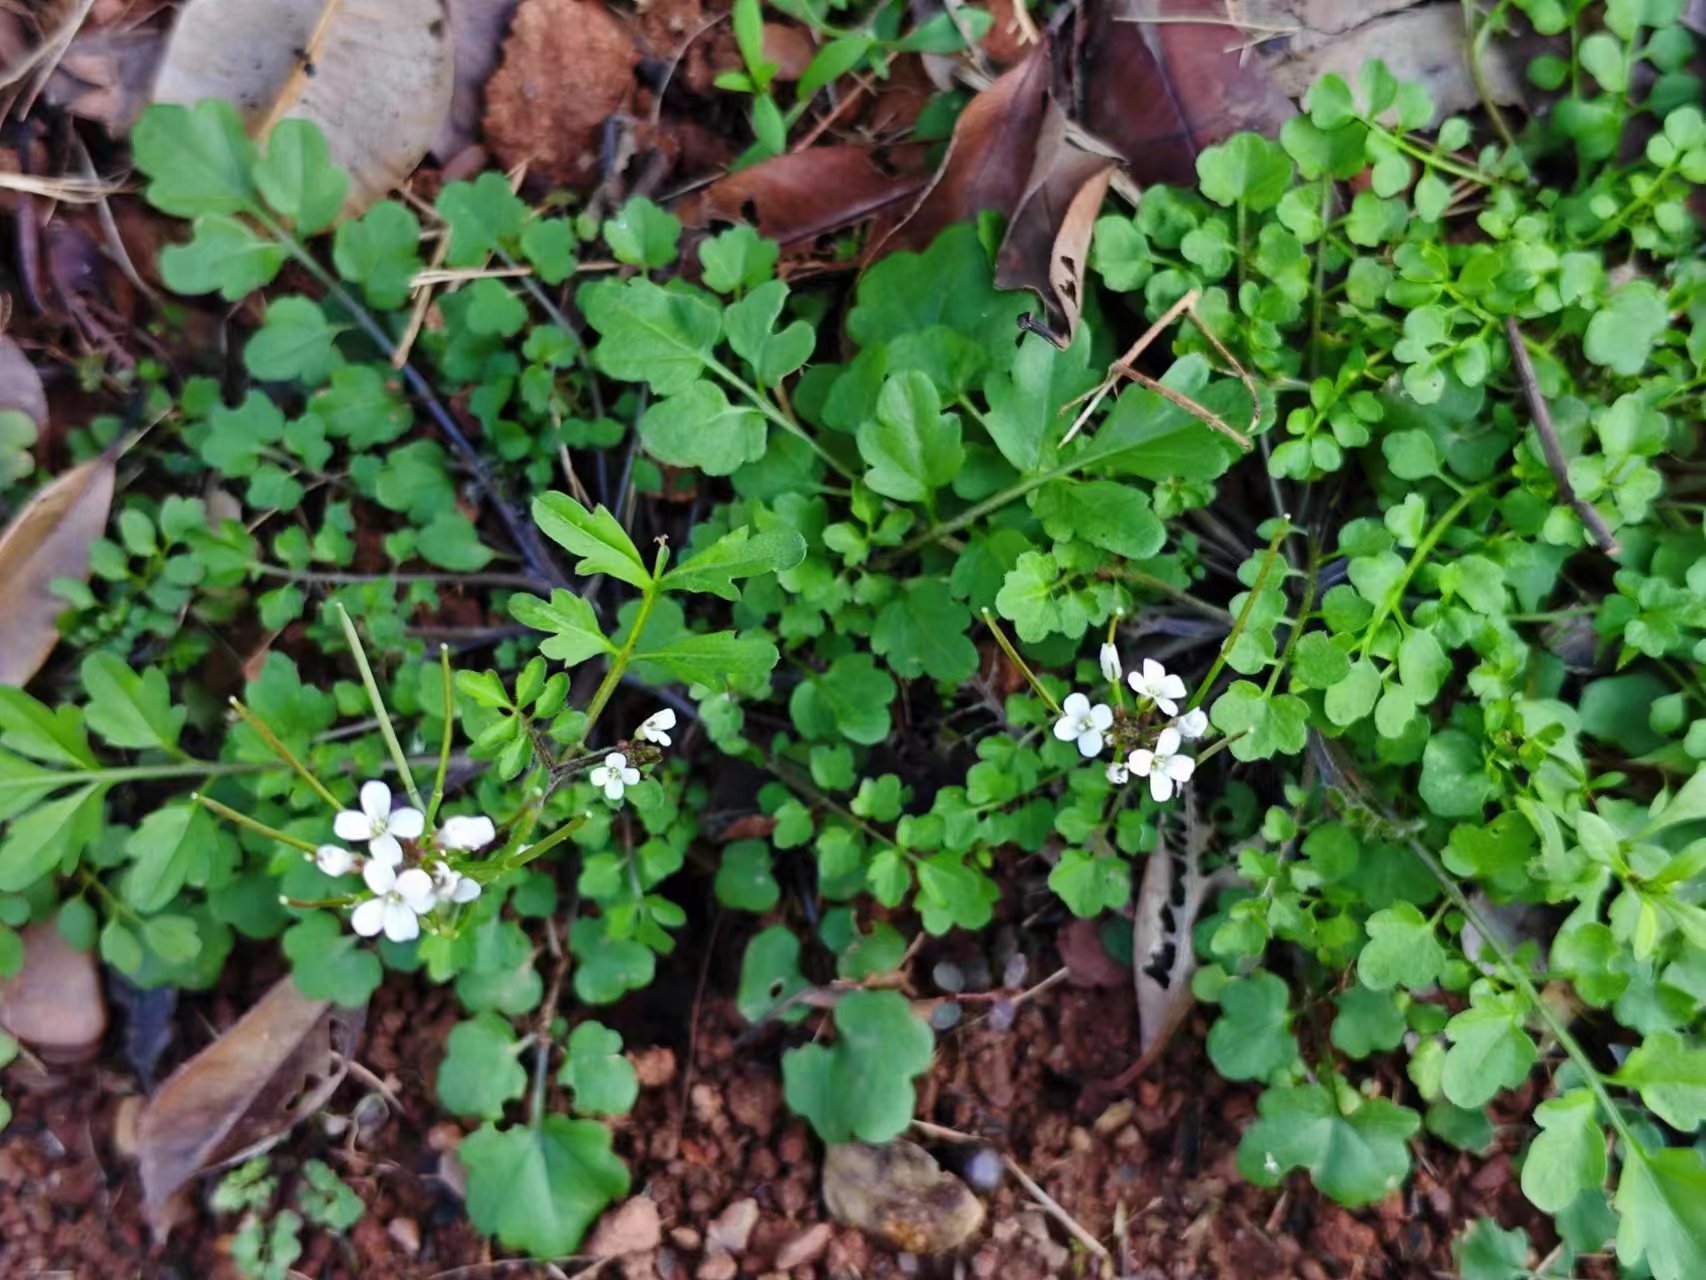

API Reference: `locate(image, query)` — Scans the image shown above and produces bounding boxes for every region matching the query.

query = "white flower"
[1126,727,1196,803]
[1098,643,1122,684]
[636,708,677,746]
[1173,707,1210,740]
[429,860,482,906]
[1053,692,1114,758]
[334,781,424,866]
[314,844,358,878]
[350,860,435,943]
[1128,658,1188,716]
[589,752,641,803]
[1106,760,1130,785]
[439,814,497,851]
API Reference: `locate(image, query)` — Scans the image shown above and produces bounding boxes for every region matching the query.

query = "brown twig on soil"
[1504,316,1621,557]
[912,1120,1113,1267]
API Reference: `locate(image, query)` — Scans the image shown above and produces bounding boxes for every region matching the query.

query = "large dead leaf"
[1131,794,1212,1067]
[432,0,520,160]
[677,144,931,250]
[877,40,1052,257]
[0,447,116,688]
[482,0,638,189]
[0,335,48,428]
[0,923,106,1061]
[1077,0,1294,184]
[151,0,454,215]
[137,976,361,1230]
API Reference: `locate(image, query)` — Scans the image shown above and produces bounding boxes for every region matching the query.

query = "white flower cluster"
[313,780,496,943]
[1054,651,1206,803]
[589,708,676,805]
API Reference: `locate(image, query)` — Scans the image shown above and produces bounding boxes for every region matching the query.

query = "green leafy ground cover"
[1,0,1704,1272]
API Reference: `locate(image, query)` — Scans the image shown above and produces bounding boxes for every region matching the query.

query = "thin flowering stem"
[428,644,455,829]
[229,697,341,811]
[978,609,1063,717]
[335,603,427,812]
[1187,521,1289,713]
[578,542,671,746]
[191,792,320,853]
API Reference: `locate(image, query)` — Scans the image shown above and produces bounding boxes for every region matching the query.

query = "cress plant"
[0,0,1701,1272]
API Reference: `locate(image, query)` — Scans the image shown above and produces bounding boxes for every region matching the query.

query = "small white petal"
[362,859,396,895]
[1075,729,1104,759]
[350,897,388,937]
[1088,703,1114,731]
[370,833,404,867]
[1155,727,1182,757]
[1062,691,1090,718]
[1160,673,1188,702]
[382,899,420,943]
[1166,754,1196,783]
[1106,761,1130,784]
[334,810,373,842]
[440,815,497,851]
[603,777,626,802]
[637,709,677,745]
[315,845,357,877]
[1128,749,1156,776]
[395,868,436,913]
[1142,658,1166,686]
[1154,694,1181,717]
[360,780,392,823]
[1176,708,1209,739]
[1099,644,1122,683]
[621,765,641,786]
[388,807,425,840]
[589,765,612,788]
[603,752,629,771]
[452,877,482,904]
[1149,772,1175,803]
[1053,715,1080,743]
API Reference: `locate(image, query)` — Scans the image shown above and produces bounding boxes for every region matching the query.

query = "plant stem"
[428,645,454,828]
[1189,522,1289,711]
[1358,484,1489,658]
[578,543,671,744]
[979,609,1063,717]
[229,698,342,810]
[252,564,548,590]
[335,603,427,812]
[1107,567,1236,625]
[707,354,855,482]
[192,792,320,854]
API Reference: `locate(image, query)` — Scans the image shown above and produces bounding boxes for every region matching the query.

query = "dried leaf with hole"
[150,0,454,215]
[482,0,638,189]
[137,976,363,1232]
[1132,794,1213,1065]
[0,447,116,688]
[0,923,106,1062]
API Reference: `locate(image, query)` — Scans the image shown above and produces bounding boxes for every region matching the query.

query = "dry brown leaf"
[151,0,454,215]
[1132,794,1212,1064]
[483,0,638,189]
[44,29,163,131]
[0,446,116,688]
[432,0,521,161]
[0,923,106,1061]
[677,144,931,249]
[0,335,47,427]
[876,40,1052,257]
[137,976,362,1230]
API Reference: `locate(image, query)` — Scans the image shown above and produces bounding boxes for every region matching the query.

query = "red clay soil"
[0,908,1587,1280]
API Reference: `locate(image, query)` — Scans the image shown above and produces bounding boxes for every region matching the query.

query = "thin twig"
[256,0,345,137]
[1116,366,1253,450]
[1063,289,1198,445]
[1504,317,1620,556]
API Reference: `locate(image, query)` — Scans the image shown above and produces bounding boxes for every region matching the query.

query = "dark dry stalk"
[1504,317,1621,557]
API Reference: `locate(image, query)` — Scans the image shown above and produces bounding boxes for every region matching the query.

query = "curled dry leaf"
[1131,793,1213,1068]
[137,975,363,1232]
[482,0,638,189]
[0,923,106,1062]
[677,144,931,250]
[0,446,116,688]
[151,0,454,215]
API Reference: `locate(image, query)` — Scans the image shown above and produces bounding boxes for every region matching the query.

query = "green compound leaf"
[699,224,779,294]
[1196,132,1295,211]
[1614,1030,1706,1131]
[639,380,767,477]
[603,196,681,269]
[244,297,343,385]
[714,840,779,912]
[581,277,721,395]
[633,630,779,691]
[1584,280,1669,377]
[124,802,221,914]
[1442,985,1537,1108]
[532,492,652,588]
[1048,847,1131,918]
[569,917,656,1005]
[81,653,186,751]
[782,989,934,1143]
[332,200,423,309]
[558,1021,639,1116]
[737,925,810,1024]
[253,118,348,235]
[160,215,286,300]
[1615,1146,1706,1280]
[857,371,964,502]
[871,583,978,683]
[1520,1090,1607,1213]
[664,527,806,601]
[1238,1082,1419,1207]
[1206,971,1297,1080]
[437,1013,527,1121]
[1330,986,1406,1060]
[511,589,615,666]
[461,1115,630,1258]
[725,280,815,383]
[437,172,527,267]
[1453,1217,1532,1280]
[133,100,258,217]
[1357,902,1445,991]
[282,913,382,1008]
[1208,681,1308,761]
